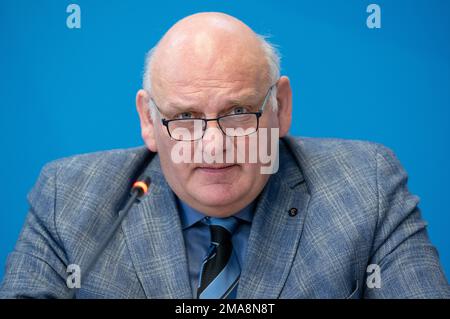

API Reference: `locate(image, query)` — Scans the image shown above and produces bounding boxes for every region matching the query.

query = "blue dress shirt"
[176,197,255,297]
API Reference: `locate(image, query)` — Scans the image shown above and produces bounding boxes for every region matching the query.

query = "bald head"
[143,12,280,99]
[156,12,262,59]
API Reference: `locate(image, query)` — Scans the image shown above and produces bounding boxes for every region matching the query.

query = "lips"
[195,164,238,173]
[196,164,236,169]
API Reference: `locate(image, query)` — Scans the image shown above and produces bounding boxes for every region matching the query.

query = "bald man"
[1,12,449,299]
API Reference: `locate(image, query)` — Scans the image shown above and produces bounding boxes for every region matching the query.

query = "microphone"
[67,175,151,299]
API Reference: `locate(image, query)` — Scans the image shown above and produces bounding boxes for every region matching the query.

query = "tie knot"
[203,216,240,245]
[205,216,239,234]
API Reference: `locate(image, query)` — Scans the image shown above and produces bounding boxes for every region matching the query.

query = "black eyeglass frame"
[149,82,278,141]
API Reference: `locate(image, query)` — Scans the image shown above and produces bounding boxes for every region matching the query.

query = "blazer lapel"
[121,156,192,298]
[238,137,311,298]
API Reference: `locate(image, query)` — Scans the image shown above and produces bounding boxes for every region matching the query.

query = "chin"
[193,184,243,208]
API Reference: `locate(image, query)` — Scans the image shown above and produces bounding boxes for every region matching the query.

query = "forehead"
[152,79,269,115]
[154,50,266,85]
[151,58,269,109]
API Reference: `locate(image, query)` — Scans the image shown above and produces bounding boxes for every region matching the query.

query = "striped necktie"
[197,216,240,299]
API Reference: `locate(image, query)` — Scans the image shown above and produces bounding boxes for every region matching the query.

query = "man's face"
[154,82,277,216]
[136,21,292,217]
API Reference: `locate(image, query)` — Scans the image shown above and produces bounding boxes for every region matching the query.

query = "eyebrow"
[162,91,262,115]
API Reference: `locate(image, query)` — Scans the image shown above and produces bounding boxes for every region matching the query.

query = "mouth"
[195,164,239,173]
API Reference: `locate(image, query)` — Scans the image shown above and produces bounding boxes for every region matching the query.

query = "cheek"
[261,111,279,129]
[159,150,192,190]
[156,137,184,174]
[154,125,167,147]
[239,163,264,183]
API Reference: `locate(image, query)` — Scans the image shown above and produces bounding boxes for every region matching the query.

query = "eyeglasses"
[149,83,277,141]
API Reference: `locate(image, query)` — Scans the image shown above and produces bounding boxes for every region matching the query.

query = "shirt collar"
[177,196,255,230]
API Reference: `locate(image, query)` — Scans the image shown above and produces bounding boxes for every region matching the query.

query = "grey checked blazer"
[1,136,449,298]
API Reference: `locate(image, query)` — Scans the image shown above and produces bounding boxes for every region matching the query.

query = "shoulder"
[31,145,154,202]
[283,136,401,179]
[286,135,388,160]
[27,146,154,255]
[28,147,150,202]
[281,135,408,215]
[28,145,152,222]
[39,146,149,178]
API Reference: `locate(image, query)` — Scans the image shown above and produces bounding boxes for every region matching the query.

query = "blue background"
[1,0,449,282]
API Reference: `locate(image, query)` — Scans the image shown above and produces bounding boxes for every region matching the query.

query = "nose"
[201,119,228,161]
[202,123,224,143]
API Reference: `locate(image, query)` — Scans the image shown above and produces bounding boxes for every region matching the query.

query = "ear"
[275,76,293,137]
[136,89,158,152]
